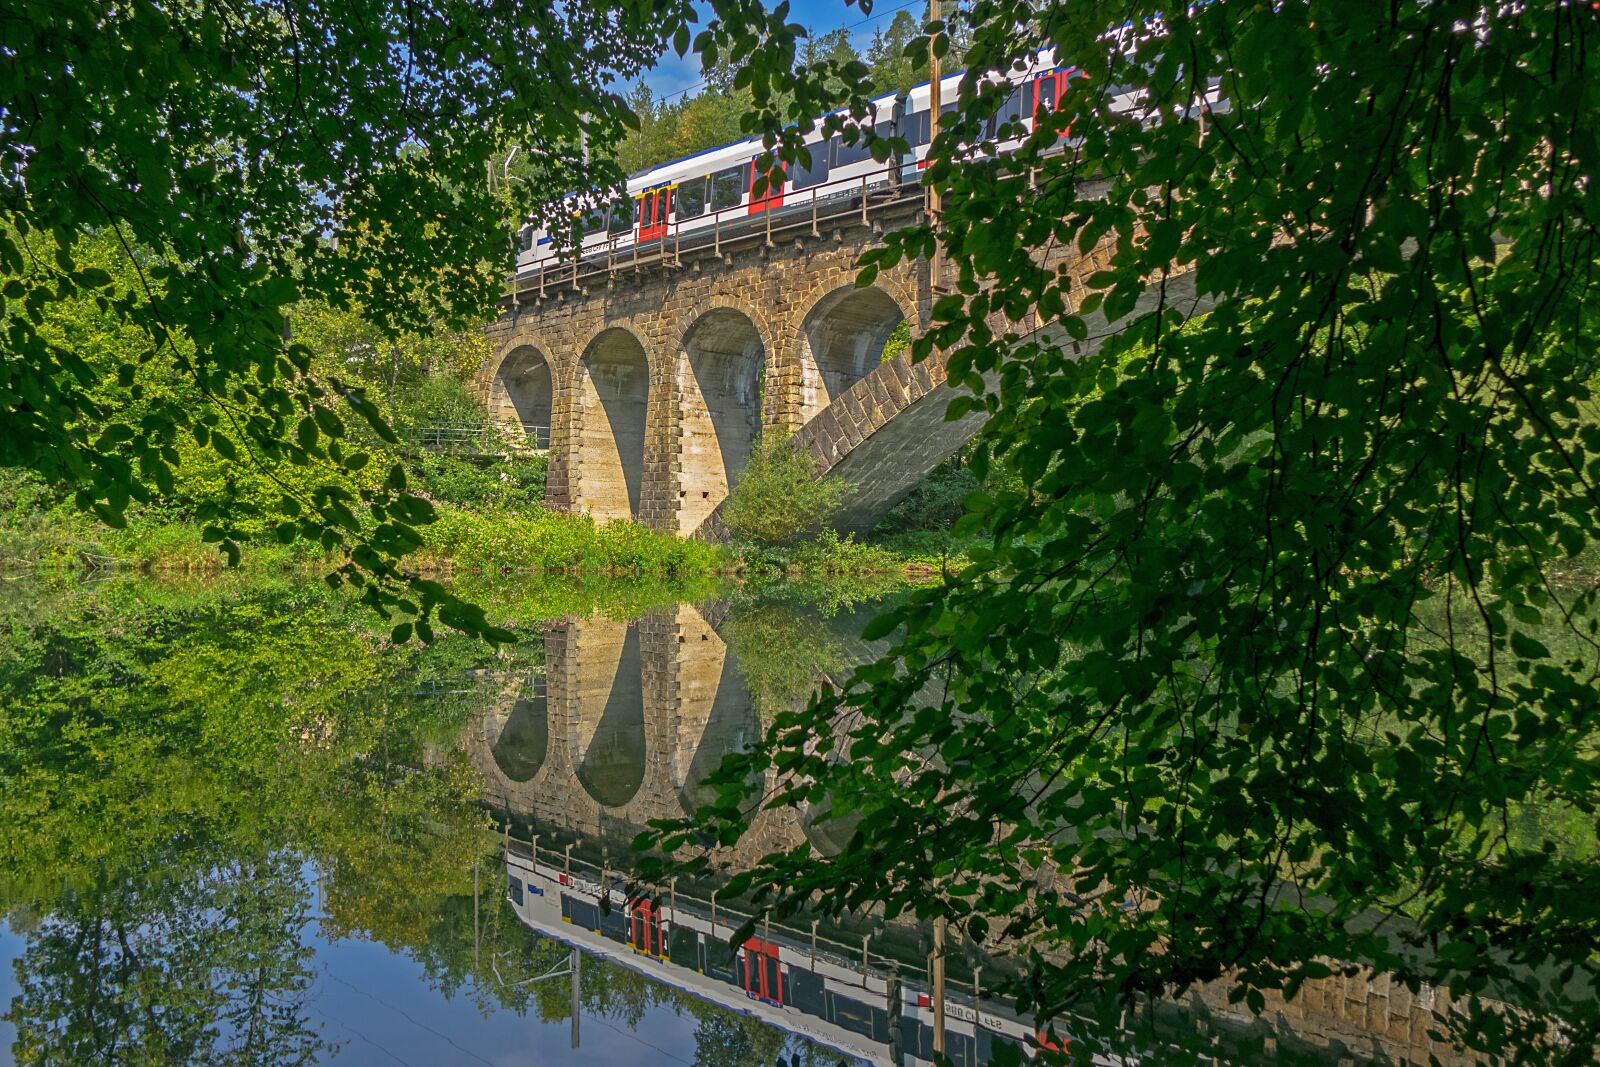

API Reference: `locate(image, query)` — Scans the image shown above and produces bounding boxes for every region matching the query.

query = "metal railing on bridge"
[403,422,549,454]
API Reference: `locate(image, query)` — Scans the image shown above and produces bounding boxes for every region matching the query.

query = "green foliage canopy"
[719,432,850,546]
[3,0,823,641]
[653,1,1600,1061]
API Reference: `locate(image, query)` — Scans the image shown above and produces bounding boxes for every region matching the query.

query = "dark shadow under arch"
[491,345,553,445]
[490,692,549,783]
[797,285,905,425]
[679,308,765,531]
[576,330,650,520]
[800,796,863,859]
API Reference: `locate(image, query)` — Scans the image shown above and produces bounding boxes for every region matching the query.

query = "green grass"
[415,505,726,576]
[872,529,983,572]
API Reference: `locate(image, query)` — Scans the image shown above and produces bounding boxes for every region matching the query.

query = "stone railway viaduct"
[469,186,1495,1066]
[477,196,1117,534]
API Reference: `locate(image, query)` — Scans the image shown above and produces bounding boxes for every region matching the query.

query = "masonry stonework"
[479,205,929,533]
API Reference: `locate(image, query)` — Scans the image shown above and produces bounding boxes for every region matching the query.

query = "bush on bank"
[414,506,724,576]
[719,432,849,546]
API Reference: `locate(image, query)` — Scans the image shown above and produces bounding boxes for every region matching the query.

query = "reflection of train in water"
[513,49,1176,284]
[503,844,1133,1066]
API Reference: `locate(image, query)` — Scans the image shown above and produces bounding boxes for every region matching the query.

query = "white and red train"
[513,53,1162,279]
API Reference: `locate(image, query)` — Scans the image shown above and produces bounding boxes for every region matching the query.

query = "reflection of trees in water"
[720,602,852,720]
[0,578,864,1066]
[5,854,323,1067]
[687,998,854,1067]
[0,578,511,1063]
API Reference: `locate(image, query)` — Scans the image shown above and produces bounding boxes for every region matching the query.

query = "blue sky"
[640,0,926,100]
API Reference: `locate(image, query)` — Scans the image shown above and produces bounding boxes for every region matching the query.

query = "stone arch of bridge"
[572,326,652,522]
[673,305,770,533]
[794,282,912,427]
[486,342,553,446]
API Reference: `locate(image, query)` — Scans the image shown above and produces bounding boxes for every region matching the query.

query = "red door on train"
[1032,67,1083,137]
[747,158,784,213]
[637,185,671,242]
[629,899,664,955]
[742,938,783,1004]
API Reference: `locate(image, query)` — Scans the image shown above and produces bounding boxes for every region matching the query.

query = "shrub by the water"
[410,452,547,510]
[720,432,849,546]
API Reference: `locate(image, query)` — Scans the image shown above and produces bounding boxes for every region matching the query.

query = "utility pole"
[928,0,942,178]
[927,0,944,290]
[570,946,581,1048]
[932,916,948,1057]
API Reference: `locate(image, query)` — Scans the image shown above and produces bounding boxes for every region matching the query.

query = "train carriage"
[500,846,1095,1066]
[511,48,1154,281]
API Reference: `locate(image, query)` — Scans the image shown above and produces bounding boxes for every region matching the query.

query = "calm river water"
[0,575,907,1067]
[0,575,1426,1066]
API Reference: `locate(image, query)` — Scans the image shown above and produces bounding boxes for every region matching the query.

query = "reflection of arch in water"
[571,623,646,809]
[678,652,764,818]
[489,688,549,783]
[800,797,863,858]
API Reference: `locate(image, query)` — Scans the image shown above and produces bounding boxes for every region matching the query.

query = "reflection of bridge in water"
[464,604,1501,1067]
[471,604,823,865]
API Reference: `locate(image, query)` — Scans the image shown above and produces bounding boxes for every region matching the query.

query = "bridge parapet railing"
[404,422,549,453]
[504,161,932,306]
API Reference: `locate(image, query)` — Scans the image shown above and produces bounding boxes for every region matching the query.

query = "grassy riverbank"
[3,499,962,584]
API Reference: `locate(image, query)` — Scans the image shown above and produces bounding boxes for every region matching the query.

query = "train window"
[835,128,872,167]
[990,85,1027,138]
[830,993,877,1038]
[710,165,744,211]
[579,204,607,238]
[598,903,630,943]
[667,927,701,969]
[676,176,708,220]
[904,104,958,148]
[704,937,739,983]
[791,139,831,190]
[874,118,896,156]
[607,196,635,234]
[1036,74,1058,115]
[903,107,930,147]
[562,895,600,931]
[785,968,827,1016]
